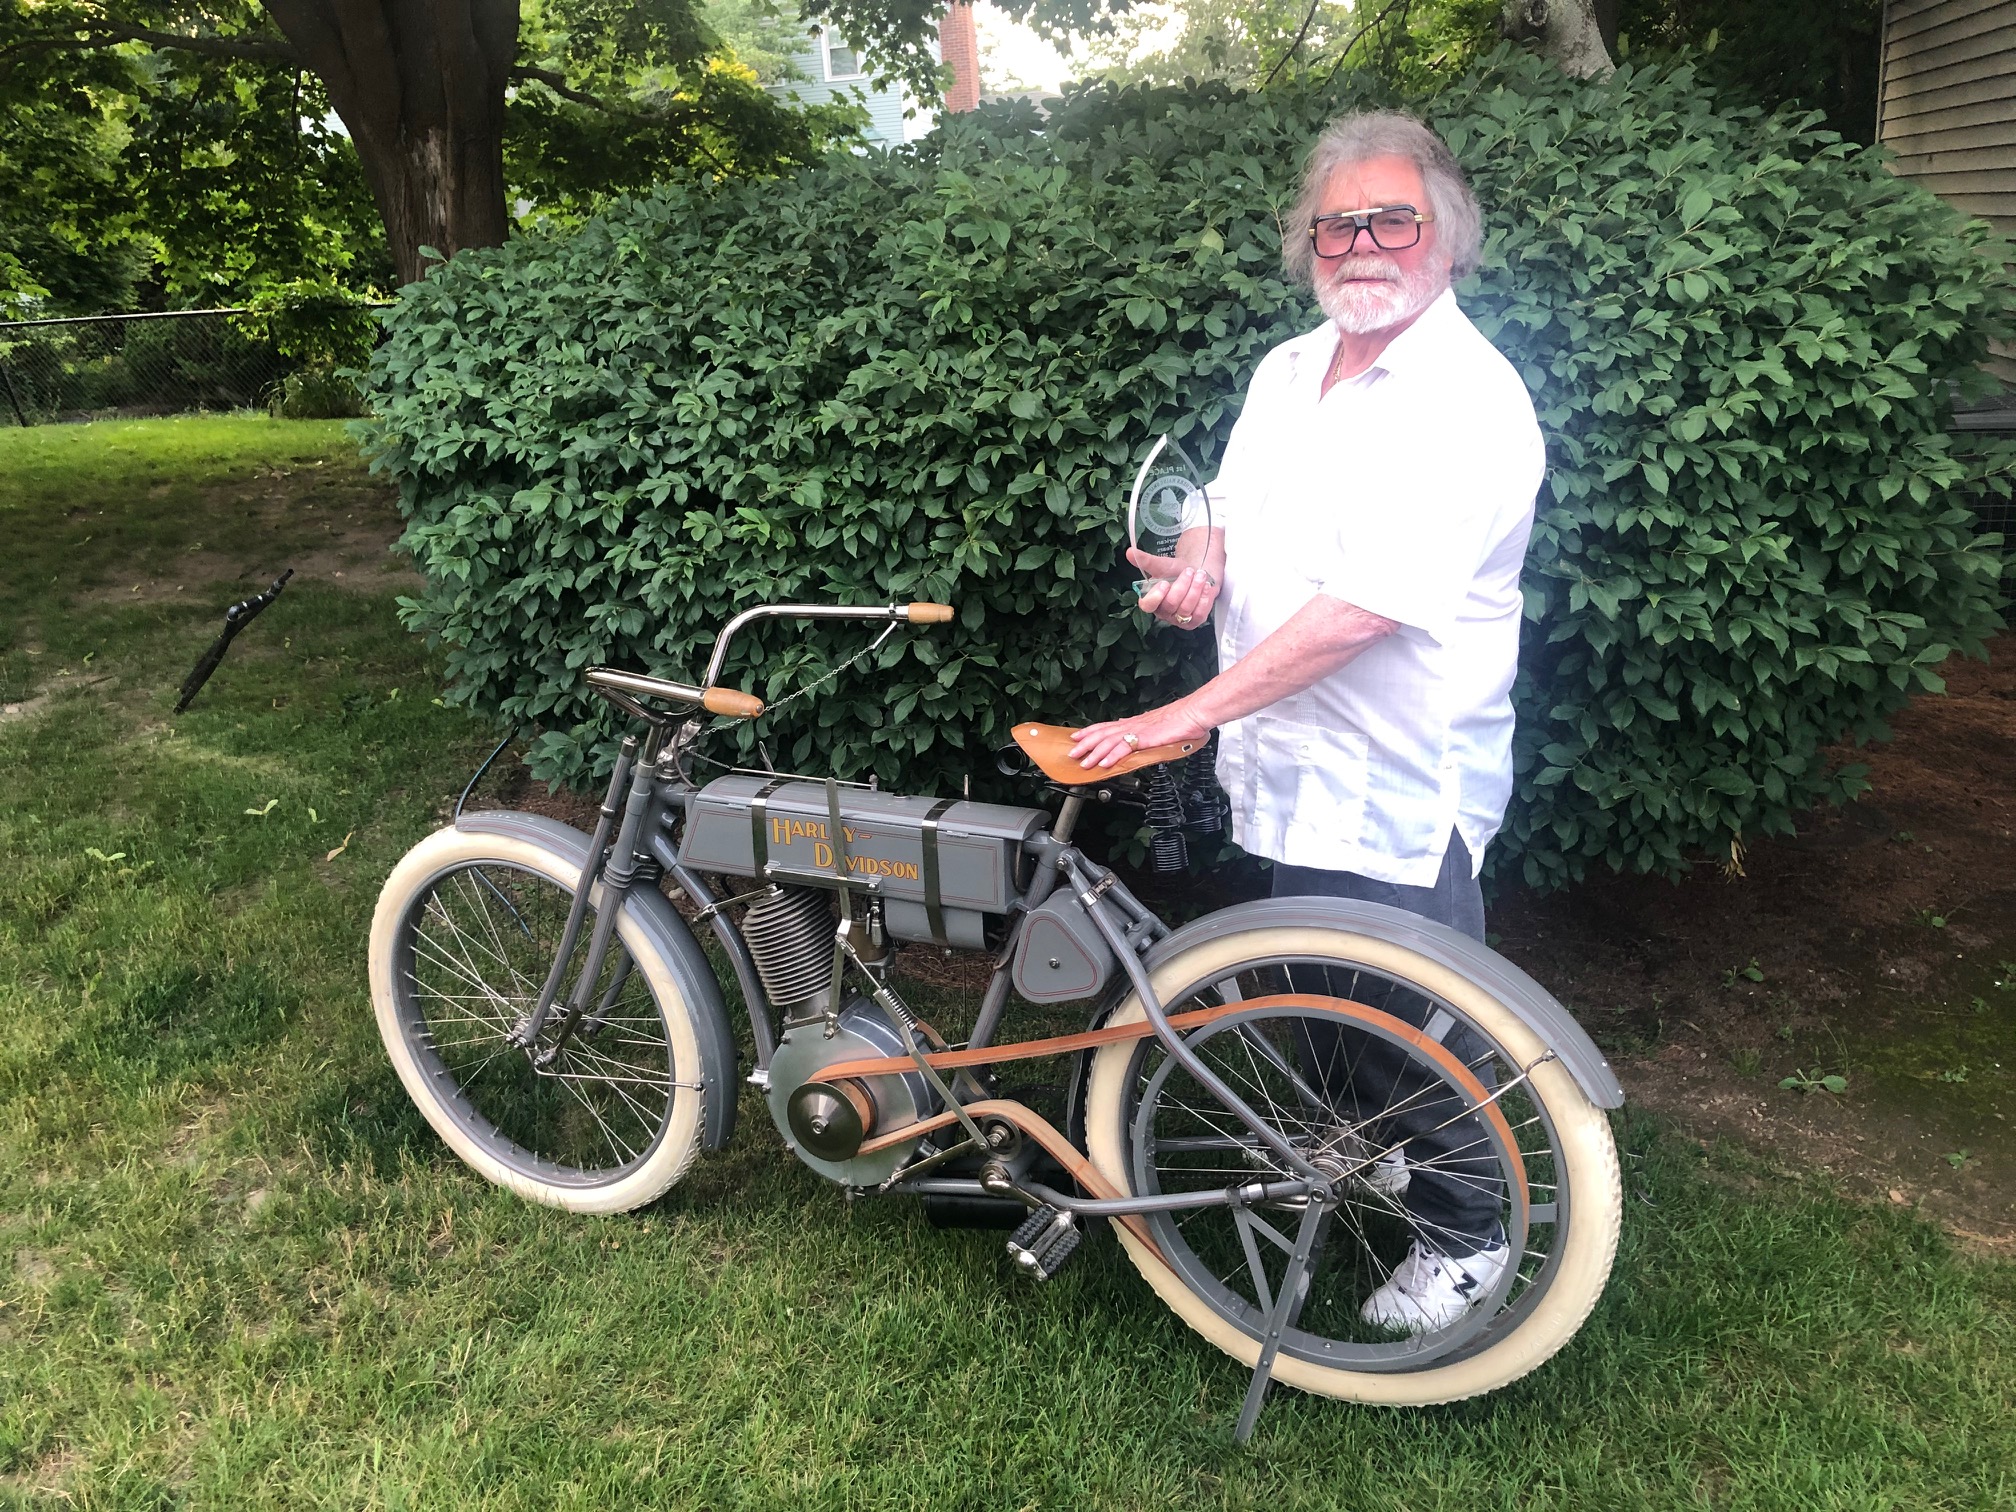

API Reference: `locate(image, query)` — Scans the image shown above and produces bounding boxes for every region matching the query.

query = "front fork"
[511,733,654,1061]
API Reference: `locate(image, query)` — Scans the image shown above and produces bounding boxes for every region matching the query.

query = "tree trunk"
[1500,0,1616,80]
[263,0,519,284]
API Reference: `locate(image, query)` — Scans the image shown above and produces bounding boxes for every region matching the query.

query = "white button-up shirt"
[1202,291,1544,886]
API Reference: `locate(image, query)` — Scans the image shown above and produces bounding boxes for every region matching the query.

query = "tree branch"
[1318,0,1413,84]
[0,18,301,69]
[510,64,620,113]
[1261,0,1326,89]
[508,66,734,175]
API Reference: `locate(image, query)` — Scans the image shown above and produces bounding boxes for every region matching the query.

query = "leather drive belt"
[919,797,958,945]
[747,776,793,879]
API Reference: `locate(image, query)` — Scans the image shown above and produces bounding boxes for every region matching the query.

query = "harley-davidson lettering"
[770,817,876,845]
[810,842,920,879]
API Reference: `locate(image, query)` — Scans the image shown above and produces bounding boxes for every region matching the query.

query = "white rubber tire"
[368,825,710,1215]
[1083,923,1621,1406]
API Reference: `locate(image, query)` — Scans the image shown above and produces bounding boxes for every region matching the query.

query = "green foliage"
[271,366,366,421]
[0,0,390,313]
[1069,0,1501,93]
[1465,66,2012,887]
[258,282,376,421]
[505,0,870,227]
[1616,0,1883,144]
[0,0,887,312]
[504,64,865,230]
[1072,0,1357,87]
[364,53,2015,888]
[0,6,145,314]
[241,279,383,368]
[117,54,392,304]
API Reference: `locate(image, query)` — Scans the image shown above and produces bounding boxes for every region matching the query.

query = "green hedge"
[362,52,2014,888]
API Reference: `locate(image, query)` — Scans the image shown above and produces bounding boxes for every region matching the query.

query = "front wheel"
[1083,922,1620,1406]
[367,825,712,1214]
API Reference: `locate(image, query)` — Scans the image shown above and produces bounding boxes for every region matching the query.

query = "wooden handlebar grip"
[905,602,955,624]
[702,687,765,718]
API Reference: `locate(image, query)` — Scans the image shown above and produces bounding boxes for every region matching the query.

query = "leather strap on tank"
[826,778,850,881]
[748,776,792,879]
[920,797,958,945]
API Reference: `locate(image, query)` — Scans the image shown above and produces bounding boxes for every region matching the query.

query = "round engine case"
[765,998,935,1186]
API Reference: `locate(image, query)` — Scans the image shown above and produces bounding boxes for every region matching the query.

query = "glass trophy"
[1126,431,1212,600]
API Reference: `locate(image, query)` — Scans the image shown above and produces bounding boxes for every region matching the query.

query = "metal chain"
[709,622,898,728]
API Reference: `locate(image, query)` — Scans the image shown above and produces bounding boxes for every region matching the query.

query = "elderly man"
[1070,110,1544,1332]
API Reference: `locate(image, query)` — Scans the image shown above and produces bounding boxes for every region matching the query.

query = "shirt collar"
[1288,287,1463,387]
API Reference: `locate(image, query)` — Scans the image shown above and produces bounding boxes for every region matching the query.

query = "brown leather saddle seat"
[1011,722,1200,787]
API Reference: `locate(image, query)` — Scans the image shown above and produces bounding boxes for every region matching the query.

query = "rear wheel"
[368,826,710,1214]
[1083,923,1619,1406]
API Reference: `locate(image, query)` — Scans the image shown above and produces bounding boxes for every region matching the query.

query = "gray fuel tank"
[678,775,1046,946]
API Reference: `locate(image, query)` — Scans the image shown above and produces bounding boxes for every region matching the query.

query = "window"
[822,30,866,81]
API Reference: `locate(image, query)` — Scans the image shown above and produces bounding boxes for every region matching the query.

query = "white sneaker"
[1316,1128,1411,1198]
[1362,1146,1411,1198]
[1360,1237,1509,1333]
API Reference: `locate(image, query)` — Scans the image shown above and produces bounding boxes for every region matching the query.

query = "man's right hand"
[1131,547,1220,630]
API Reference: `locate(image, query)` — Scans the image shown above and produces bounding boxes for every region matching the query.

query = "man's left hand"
[1068,703,1213,770]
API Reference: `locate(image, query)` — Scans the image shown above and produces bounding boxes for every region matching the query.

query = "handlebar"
[585,667,767,720]
[701,600,955,688]
[587,600,952,727]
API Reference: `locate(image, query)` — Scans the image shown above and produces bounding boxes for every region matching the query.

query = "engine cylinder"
[740,885,834,1014]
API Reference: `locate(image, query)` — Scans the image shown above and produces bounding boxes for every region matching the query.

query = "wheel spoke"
[1115,964,1586,1376]
[389,860,683,1184]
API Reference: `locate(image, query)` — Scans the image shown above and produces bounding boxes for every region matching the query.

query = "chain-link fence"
[0,308,298,426]
[1952,392,2016,569]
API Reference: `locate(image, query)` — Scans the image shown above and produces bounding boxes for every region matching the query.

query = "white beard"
[1316,255,1446,334]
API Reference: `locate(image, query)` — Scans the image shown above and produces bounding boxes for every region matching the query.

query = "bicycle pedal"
[1005,1204,1081,1281]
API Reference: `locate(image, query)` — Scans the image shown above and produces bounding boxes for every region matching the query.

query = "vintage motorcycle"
[367,598,1625,1440]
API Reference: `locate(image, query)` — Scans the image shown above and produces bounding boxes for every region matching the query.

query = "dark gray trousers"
[1272,833,1503,1256]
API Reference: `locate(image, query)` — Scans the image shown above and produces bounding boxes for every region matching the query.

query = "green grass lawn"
[2,416,2013,1510]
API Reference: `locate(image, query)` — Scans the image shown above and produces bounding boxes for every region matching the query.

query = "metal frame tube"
[1016,1176,1318,1218]
[1060,851,1327,1188]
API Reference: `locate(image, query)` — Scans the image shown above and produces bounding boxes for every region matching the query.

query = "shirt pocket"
[1251,715,1370,856]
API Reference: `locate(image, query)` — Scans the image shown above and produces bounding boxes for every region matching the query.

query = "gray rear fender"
[1091,895,1624,1111]
[454,809,740,1150]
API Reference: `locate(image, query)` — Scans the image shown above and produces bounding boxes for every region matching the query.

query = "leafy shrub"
[241,278,383,369]
[272,364,365,420]
[363,52,2013,888]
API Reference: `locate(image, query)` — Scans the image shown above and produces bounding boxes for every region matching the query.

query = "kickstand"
[1233,1197,1331,1444]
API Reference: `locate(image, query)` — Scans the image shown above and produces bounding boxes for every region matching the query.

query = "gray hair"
[1281,110,1484,285]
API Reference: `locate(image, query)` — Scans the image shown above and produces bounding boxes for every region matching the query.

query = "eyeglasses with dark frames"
[1308,205,1434,258]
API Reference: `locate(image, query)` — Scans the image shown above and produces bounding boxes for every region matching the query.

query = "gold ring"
[1123,733,1140,749]
[1176,613,1193,624]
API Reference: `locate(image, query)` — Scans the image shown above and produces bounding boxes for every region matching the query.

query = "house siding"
[1880,0,2016,383]
[770,29,937,148]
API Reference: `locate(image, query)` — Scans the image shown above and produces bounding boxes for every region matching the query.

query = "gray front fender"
[1139,896,1624,1109]
[455,809,740,1149]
